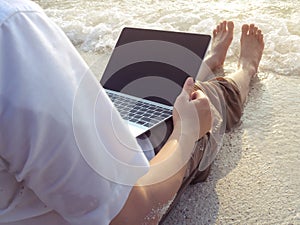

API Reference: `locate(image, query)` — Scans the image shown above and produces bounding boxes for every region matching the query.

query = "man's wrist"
[171,125,198,144]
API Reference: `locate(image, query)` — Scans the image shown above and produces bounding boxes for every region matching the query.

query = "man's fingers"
[180,77,194,100]
[191,90,206,100]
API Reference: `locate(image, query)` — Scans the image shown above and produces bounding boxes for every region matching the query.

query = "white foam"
[36,0,300,76]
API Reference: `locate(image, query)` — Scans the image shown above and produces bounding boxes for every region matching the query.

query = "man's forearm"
[110,129,196,225]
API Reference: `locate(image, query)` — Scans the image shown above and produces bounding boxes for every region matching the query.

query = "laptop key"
[107,90,172,128]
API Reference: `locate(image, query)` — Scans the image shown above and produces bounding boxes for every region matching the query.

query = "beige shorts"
[142,76,243,158]
[195,76,243,132]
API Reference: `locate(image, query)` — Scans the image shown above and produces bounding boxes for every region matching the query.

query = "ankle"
[204,53,221,70]
[238,60,258,78]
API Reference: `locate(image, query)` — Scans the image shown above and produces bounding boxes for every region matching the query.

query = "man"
[0,0,264,225]
[112,21,264,225]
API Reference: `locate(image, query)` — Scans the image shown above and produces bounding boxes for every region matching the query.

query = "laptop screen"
[100,27,211,106]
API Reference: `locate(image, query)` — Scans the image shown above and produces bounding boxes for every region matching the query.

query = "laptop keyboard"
[107,91,172,128]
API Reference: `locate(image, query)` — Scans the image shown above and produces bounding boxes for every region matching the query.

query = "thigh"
[195,77,243,132]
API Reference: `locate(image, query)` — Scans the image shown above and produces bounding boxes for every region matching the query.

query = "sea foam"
[36,0,300,76]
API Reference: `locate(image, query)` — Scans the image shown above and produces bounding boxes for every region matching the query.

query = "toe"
[242,24,249,36]
[253,26,258,35]
[258,31,264,43]
[219,21,224,31]
[213,29,217,37]
[227,21,234,32]
[256,29,261,39]
[256,28,264,45]
[261,34,264,44]
[249,24,255,35]
[221,21,226,31]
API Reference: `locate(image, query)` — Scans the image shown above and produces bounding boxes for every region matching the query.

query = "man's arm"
[0,5,149,224]
[111,78,212,225]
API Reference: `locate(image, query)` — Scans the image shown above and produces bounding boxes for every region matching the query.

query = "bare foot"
[204,21,234,70]
[238,24,264,77]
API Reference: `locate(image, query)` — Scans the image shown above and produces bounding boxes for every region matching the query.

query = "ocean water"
[34,0,300,224]
[35,0,300,76]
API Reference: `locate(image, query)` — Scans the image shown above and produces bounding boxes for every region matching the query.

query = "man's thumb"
[181,77,194,99]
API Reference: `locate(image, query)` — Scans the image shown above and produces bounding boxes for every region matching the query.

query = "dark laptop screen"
[100,27,211,106]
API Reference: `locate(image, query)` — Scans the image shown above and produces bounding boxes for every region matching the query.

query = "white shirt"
[0,0,149,224]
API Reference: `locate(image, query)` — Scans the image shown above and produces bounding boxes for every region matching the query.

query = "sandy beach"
[36,0,300,224]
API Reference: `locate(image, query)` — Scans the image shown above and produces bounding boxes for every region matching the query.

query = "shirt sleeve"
[0,7,149,225]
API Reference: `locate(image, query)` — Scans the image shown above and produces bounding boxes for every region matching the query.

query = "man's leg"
[197,20,234,81]
[158,21,237,223]
[178,26,265,225]
[196,23,264,132]
[192,23,265,178]
[226,24,264,103]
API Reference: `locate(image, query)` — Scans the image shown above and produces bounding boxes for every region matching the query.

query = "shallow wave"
[35,0,300,76]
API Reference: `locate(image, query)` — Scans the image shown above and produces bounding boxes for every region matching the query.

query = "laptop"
[100,27,211,137]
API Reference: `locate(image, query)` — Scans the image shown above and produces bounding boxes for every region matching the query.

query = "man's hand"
[173,77,212,141]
